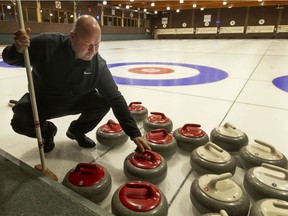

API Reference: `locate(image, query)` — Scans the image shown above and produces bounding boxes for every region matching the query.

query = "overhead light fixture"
[200,7,204,10]
[167,6,170,10]
[258,0,262,2]
[103,1,107,5]
[143,8,147,12]
[223,1,227,5]
[130,0,134,2]
[151,2,155,7]
[180,0,184,3]
[193,4,197,8]
[154,11,158,14]
[126,5,129,9]
[176,9,180,12]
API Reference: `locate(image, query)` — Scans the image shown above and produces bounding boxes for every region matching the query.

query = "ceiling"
[99,0,288,13]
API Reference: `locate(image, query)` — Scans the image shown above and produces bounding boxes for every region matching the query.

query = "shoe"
[66,130,96,148]
[43,123,57,153]
[8,99,18,108]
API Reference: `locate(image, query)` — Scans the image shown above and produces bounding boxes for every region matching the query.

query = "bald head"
[70,15,101,60]
[72,15,101,37]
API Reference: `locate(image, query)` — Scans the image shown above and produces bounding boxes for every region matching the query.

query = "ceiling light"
[151,2,155,7]
[200,7,204,10]
[258,0,262,2]
[193,4,197,8]
[167,6,170,10]
[126,5,129,9]
[180,0,184,3]
[176,9,180,12]
[130,0,134,2]
[223,1,227,5]
[103,1,107,5]
[143,8,147,12]
[154,11,158,14]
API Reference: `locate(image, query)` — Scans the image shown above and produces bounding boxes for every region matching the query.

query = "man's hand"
[14,28,31,54]
[133,136,151,153]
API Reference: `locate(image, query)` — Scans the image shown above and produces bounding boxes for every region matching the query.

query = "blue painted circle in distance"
[108,62,228,86]
[273,76,288,93]
[0,60,21,68]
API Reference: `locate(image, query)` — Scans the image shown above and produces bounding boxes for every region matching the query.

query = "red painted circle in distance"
[128,67,174,74]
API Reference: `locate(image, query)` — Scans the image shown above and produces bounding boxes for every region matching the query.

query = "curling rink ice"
[1,39,288,215]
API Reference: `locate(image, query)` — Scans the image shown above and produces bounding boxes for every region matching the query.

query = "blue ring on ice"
[273,76,288,93]
[108,62,228,86]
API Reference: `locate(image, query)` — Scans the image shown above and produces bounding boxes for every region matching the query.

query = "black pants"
[11,91,110,139]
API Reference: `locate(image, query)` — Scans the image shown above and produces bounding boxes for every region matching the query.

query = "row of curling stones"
[63,163,112,203]
[190,172,250,216]
[96,119,128,147]
[124,149,167,184]
[243,163,288,202]
[210,122,288,169]
[111,181,168,216]
[132,108,210,153]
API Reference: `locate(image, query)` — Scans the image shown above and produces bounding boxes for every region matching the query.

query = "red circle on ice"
[128,67,174,74]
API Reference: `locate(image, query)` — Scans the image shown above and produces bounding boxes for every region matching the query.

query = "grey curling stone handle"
[254,139,278,155]
[261,163,288,180]
[220,210,229,216]
[207,173,233,189]
[205,142,224,153]
[223,122,236,129]
[273,200,288,209]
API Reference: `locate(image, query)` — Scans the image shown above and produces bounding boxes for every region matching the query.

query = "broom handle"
[16,0,46,170]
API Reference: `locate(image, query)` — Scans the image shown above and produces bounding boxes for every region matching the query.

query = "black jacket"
[2,33,141,139]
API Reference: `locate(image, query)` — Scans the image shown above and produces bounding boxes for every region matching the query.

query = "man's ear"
[70,31,75,40]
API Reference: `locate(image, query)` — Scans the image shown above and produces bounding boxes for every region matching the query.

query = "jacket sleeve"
[96,56,142,139]
[2,34,43,67]
[2,44,26,67]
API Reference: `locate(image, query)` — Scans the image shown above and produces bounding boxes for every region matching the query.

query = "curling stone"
[124,150,167,184]
[238,139,288,170]
[143,112,173,133]
[190,142,236,175]
[243,163,288,201]
[190,173,250,216]
[210,122,248,154]
[202,210,229,216]
[144,129,177,158]
[63,163,111,203]
[96,119,128,147]
[111,181,168,216]
[129,102,148,122]
[173,123,209,152]
[249,198,288,216]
